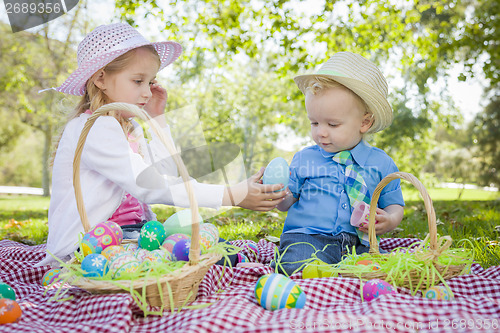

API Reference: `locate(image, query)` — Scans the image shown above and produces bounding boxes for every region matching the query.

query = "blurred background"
[0,0,498,197]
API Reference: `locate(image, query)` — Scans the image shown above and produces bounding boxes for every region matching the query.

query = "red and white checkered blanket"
[1,238,499,333]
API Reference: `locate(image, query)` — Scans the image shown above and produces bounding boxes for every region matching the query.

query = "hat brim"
[294,74,393,133]
[56,41,182,96]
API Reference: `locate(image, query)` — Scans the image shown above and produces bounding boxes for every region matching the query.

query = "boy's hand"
[358,205,404,235]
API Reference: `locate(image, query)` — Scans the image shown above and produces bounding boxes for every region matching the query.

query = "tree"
[0,1,86,195]
[113,0,497,180]
[469,96,500,187]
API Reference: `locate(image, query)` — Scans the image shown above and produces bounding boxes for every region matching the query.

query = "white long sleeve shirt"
[39,114,224,265]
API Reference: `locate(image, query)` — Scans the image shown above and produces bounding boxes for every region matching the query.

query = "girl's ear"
[360,113,374,134]
[93,70,106,90]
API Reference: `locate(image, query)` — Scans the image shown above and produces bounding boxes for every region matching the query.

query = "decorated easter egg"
[80,221,123,257]
[123,242,139,252]
[109,253,140,278]
[101,245,126,261]
[0,282,16,300]
[163,209,203,236]
[262,157,289,191]
[254,273,306,311]
[142,249,170,268]
[134,248,151,262]
[237,253,249,263]
[81,253,109,278]
[199,229,217,251]
[172,239,191,261]
[200,223,219,240]
[356,259,381,271]
[242,242,259,256]
[362,279,397,302]
[162,233,190,253]
[0,298,22,324]
[41,268,61,286]
[140,221,167,251]
[423,285,454,301]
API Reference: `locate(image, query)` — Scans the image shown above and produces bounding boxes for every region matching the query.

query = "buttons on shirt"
[342,203,348,210]
[336,226,342,232]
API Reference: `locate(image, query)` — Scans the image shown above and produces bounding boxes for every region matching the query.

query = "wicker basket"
[66,102,221,308]
[340,172,471,290]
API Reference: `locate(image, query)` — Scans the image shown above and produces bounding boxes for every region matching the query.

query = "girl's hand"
[358,205,404,235]
[145,81,167,118]
[223,167,288,211]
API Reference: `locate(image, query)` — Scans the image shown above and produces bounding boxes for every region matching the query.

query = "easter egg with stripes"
[254,273,306,311]
[101,245,125,261]
[162,233,190,253]
[109,253,140,279]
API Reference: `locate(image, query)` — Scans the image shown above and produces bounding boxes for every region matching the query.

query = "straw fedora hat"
[294,52,392,133]
[55,23,182,96]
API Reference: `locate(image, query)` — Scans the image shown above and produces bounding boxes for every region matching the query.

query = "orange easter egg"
[0,298,22,324]
[356,259,381,271]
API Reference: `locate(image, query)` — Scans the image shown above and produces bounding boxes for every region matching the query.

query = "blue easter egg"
[81,253,109,278]
[163,209,204,237]
[172,239,191,261]
[254,273,306,311]
[263,157,289,191]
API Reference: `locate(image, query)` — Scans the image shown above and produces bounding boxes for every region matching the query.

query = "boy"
[274,52,404,275]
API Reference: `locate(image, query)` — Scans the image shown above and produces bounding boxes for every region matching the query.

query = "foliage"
[112,0,499,179]
[164,66,306,173]
[0,21,78,195]
[469,96,500,187]
[0,132,44,187]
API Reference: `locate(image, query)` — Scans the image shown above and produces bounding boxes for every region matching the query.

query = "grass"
[1,188,499,267]
[0,196,49,245]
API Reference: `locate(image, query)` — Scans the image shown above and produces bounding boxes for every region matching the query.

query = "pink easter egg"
[81,221,123,256]
[162,233,190,253]
[362,279,397,301]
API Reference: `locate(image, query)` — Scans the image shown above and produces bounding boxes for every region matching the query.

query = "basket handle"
[73,103,202,265]
[367,172,437,255]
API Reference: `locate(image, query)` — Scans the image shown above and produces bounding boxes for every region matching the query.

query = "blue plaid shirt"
[283,140,405,236]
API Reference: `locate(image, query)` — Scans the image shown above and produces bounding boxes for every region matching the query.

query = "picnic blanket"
[1,238,499,333]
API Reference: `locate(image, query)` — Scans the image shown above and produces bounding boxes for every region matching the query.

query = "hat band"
[107,34,149,53]
[317,69,347,77]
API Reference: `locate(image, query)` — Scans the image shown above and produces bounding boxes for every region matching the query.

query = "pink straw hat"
[294,52,392,133]
[55,23,182,96]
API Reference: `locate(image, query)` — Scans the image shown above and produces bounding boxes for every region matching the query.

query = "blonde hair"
[51,45,160,165]
[305,77,370,116]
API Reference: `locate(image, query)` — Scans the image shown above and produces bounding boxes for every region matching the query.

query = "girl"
[39,23,286,266]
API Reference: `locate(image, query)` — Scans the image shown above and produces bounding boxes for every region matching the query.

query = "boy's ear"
[360,113,374,133]
[93,70,106,90]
